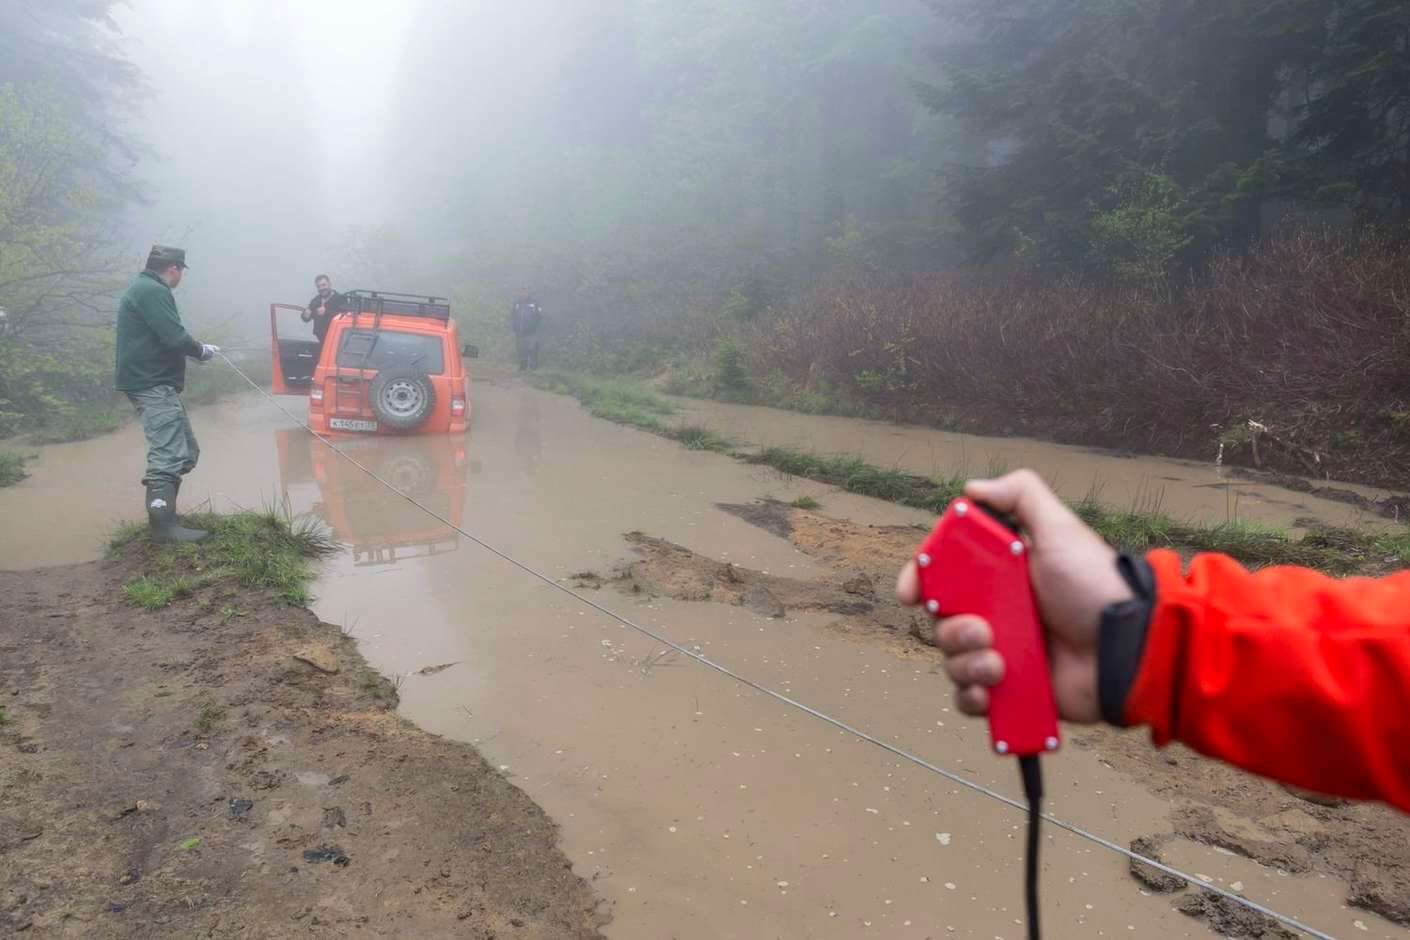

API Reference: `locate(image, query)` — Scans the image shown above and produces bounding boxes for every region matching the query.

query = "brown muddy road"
[3,376,1407,939]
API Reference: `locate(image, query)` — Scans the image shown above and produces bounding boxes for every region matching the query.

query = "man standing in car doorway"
[510,291,543,372]
[303,273,344,353]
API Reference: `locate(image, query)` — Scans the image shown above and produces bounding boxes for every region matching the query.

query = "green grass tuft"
[667,424,733,452]
[0,451,32,487]
[194,701,226,734]
[789,495,822,510]
[123,576,175,610]
[113,506,338,610]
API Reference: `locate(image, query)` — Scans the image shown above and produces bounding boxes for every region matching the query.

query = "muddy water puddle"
[1,381,1403,938]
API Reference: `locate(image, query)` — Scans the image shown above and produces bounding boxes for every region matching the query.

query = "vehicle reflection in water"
[274,429,468,566]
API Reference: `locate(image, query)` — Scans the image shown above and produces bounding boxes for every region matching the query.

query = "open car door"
[270,303,320,395]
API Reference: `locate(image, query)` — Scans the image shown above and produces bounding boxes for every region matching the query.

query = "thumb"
[964,470,1078,537]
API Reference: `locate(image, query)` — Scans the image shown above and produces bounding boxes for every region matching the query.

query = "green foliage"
[712,337,752,402]
[1089,174,1195,285]
[667,424,733,453]
[1293,3,1410,224]
[0,451,30,487]
[788,495,821,510]
[114,509,338,611]
[921,0,1375,271]
[123,576,176,610]
[0,331,118,438]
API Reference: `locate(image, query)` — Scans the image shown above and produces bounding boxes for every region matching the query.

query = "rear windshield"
[335,330,444,375]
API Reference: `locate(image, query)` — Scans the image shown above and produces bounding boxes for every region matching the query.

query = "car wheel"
[369,370,436,430]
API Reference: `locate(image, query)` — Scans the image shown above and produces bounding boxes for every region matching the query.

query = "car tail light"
[310,386,324,406]
[451,396,465,416]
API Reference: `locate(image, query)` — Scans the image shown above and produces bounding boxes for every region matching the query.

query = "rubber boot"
[146,481,208,543]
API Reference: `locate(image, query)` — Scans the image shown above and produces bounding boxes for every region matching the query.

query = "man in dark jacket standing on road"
[510,292,543,372]
[115,245,219,542]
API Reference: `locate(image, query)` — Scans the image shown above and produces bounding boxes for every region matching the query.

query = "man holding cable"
[114,244,220,543]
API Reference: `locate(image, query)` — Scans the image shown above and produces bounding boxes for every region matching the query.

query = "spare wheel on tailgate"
[369,368,436,430]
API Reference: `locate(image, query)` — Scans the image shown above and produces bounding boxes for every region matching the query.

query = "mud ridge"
[0,556,607,937]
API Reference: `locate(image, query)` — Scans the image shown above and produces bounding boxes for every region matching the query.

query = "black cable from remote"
[1019,755,1044,940]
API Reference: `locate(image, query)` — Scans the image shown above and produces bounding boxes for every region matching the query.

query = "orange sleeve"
[1126,550,1410,812]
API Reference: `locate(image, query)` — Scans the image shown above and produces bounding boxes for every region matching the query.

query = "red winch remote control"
[914,498,1056,939]
[914,498,1060,756]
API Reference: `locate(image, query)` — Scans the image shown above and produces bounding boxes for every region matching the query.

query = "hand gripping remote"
[914,499,1060,757]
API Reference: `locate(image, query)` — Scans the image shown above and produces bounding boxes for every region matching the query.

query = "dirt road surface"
[0,555,605,937]
[2,373,1407,938]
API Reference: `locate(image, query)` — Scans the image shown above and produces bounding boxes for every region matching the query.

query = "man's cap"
[147,244,188,269]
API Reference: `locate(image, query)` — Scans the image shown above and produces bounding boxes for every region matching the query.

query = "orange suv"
[270,290,477,434]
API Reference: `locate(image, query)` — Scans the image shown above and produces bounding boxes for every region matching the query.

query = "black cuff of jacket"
[1097,553,1157,727]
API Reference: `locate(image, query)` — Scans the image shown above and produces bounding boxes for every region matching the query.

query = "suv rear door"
[270,303,319,395]
[323,326,447,431]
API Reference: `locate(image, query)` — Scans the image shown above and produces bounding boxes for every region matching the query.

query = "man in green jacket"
[115,245,219,542]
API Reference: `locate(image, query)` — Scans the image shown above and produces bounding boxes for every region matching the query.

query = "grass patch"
[0,451,33,487]
[123,576,176,610]
[756,446,1404,574]
[194,701,226,734]
[527,370,1404,575]
[114,507,338,610]
[528,369,676,433]
[789,495,821,510]
[0,705,10,727]
[755,447,967,513]
[28,405,128,445]
[666,424,733,452]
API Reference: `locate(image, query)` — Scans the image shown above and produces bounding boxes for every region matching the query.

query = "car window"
[335,330,444,374]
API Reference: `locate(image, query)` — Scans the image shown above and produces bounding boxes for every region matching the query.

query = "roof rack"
[343,289,450,321]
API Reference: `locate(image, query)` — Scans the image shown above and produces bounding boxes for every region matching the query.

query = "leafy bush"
[0,451,31,487]
[712,337,752,402]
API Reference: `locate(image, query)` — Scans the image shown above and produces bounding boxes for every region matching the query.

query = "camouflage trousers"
[126,385,200,486]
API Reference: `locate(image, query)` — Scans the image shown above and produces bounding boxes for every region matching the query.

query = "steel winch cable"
[215,353,1337,940]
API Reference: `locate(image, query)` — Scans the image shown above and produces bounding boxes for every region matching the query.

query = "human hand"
[896,470,1133,723]
[199,343,221,362]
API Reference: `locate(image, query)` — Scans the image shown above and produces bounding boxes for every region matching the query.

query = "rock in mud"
[228,798,254,820]
[1128,835,1186,893]
[841,572,874,597]
[742,584,785,619]
[303,845,350,867]
[1176,888,1296,938]
[292,645,339,675]
[322,806,347,830]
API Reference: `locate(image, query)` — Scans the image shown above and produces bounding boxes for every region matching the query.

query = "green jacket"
[114,270,203,392]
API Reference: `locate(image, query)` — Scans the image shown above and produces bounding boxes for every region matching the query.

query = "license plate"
[330,417,378,432]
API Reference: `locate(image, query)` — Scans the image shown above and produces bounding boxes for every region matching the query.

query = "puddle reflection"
[274,429,469,566]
